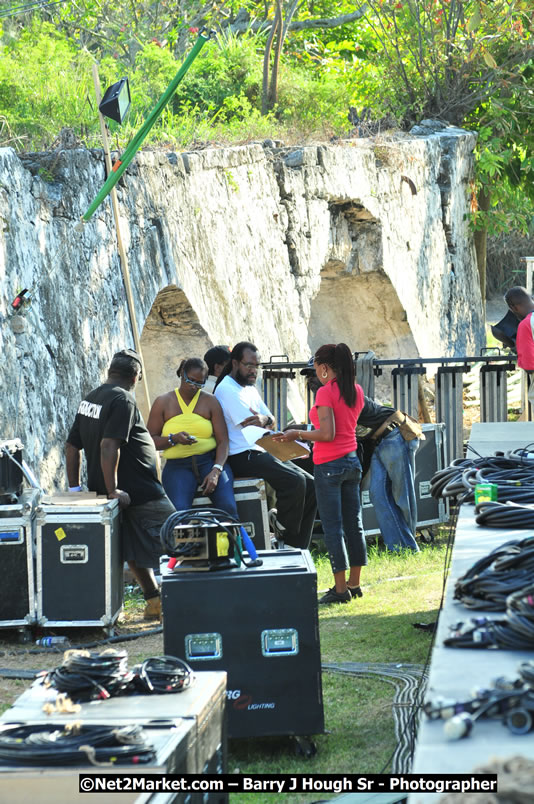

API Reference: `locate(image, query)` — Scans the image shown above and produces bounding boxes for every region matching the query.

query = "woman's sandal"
[348,585,363,598]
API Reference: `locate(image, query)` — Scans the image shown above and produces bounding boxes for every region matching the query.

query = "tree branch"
[227,6,368,35]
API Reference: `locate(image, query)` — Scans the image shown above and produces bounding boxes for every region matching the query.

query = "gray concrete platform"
[409,421,534,803]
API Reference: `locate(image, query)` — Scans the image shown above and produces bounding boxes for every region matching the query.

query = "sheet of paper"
[241,425,270,446]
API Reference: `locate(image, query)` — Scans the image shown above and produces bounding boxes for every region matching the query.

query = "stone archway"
[308,201,418,358]
[136,285,212,418]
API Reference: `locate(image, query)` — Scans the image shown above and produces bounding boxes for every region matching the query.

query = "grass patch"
[228,529,449,802]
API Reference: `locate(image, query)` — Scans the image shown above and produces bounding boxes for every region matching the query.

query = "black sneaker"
[348,585,363,599]
[318,587,351,605]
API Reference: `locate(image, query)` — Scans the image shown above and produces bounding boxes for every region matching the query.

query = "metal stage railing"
[261,352,521,463]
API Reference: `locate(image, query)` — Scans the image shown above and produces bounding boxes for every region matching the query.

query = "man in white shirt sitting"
[215,342,316,549]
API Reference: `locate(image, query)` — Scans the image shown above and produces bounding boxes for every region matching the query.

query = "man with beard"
[214,342,316,550]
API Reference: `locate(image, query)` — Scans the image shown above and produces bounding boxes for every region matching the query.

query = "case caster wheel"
[419,528,435,544]
[293,736,317,758]
[103,625,116,638]
[17,627,31,644]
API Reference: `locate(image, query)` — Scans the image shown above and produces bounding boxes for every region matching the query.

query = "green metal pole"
[83,32,210,222]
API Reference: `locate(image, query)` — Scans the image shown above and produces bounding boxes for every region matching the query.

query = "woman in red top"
[274,343,366,604]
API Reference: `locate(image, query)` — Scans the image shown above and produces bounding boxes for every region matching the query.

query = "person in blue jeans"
[368,430,419,552]
[357,399,420,552]
[274,343,367,604]
[146,357,238,517]
[299,357,421,553]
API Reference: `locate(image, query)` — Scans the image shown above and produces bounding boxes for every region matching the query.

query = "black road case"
[194,478,270,551]
[0,488,38,629]
[162,549,324,739]
[1,671,228,803]
[360,422,448,535]
[0,718,196,804]
[34,495,122,631]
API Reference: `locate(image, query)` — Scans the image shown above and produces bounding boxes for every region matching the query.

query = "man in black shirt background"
[66,350,175,619]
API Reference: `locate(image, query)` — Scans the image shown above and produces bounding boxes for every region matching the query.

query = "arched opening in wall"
[309,200,418,359]
[136,285,212,419]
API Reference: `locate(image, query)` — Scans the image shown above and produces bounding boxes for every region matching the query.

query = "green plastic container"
[475,483,498,504]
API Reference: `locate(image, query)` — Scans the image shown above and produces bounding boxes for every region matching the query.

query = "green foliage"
[132,42,179,105]
[353,0,534,236]
[0,0,532,242]
[0,13,369,150]
[468,88,534,236]
[174,31,264,116]
[276,65,360,132]
[0,20,96,147]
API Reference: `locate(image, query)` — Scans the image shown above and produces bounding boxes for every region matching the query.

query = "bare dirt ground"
[0,599,163,714]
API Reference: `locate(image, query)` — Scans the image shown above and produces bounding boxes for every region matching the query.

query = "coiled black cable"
[518,661,534,687]
[445,586,534,650]
[0,724,155,765]
[132,656,194,694]
[475,501,534,528]
[430,459,475,501]
[454,538,534,610]
[44,649,196,701]
[44,649,131,701]
[430,446,534,510]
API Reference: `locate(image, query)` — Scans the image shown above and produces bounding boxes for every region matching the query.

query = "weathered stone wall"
[0,123,484,491]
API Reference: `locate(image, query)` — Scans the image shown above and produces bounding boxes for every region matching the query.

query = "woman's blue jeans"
[162,451,238,517]
[369,429,419,552]
[314,453,367,574]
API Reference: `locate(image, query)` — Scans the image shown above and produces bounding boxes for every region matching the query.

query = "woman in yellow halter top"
[147,357,238,516]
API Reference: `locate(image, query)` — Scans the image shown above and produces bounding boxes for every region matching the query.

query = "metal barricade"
[261,357,295,428]
[261,352,522,461]
[480,362,515,422]
[391,366,424,420]
[435,365,465,463]
[354,351,375,398]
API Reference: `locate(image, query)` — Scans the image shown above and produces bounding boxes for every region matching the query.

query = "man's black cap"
[300,357,315,376]
[112,348,143,369]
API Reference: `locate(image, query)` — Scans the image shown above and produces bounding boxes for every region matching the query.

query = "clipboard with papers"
[241,425,310,462]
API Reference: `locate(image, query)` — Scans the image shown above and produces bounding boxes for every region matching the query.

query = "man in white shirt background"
[215,342,316,549]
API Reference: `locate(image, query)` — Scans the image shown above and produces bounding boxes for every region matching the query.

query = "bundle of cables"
[430,446,534,506]
[423,661,534,739]
[475,500,534,529]
[454,536,534,610]
[444,584,534,649]
[430,457,477,501]
[132,656,194,694]
[44,649,131,701]
[0,723,155,765]
[160,508,262,569]
[44,649,195,702]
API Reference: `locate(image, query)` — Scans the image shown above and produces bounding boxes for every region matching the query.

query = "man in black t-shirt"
[66,350,175,619]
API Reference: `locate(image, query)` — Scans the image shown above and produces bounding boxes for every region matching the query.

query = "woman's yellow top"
[161,389,216,458]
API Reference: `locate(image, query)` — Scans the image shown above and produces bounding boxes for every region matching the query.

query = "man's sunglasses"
[183,370,206,388]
